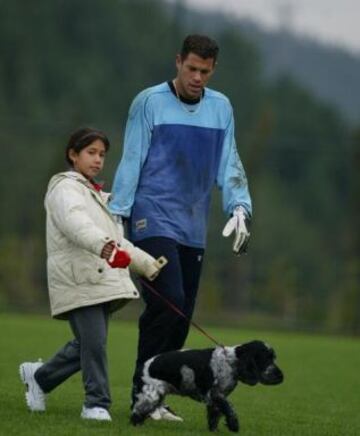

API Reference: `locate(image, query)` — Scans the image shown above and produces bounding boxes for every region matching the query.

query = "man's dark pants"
[132,237,204,403]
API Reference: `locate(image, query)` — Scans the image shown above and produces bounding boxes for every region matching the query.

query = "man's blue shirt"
[109,82,252,248]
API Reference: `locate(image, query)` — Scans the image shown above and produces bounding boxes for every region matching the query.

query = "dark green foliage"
[0,0,358,334]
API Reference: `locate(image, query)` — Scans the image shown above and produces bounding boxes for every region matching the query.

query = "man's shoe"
[149,405,183,422]
[81,406,112,421]
[19,360,45,412]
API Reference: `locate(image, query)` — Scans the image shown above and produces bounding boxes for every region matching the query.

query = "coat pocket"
[71,254,106,285]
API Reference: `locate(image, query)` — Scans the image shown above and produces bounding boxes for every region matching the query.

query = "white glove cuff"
[233,205,247,219]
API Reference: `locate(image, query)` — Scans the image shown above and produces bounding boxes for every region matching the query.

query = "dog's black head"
[234,340,284,386]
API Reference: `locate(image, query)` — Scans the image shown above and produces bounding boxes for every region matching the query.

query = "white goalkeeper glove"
[222,206,250,255]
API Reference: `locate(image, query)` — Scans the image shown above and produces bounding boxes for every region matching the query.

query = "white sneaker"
[19,360,45,412]
[149,405,183,422]
[81,406,112,421]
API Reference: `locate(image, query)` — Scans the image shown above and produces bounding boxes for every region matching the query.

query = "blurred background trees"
[0,0,358,334]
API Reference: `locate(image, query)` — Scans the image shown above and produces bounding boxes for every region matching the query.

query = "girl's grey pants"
[34,303,111,410]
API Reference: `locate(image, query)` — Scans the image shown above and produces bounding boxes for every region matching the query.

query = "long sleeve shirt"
[109,81,252,248]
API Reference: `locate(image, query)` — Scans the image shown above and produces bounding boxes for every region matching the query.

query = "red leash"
[138,277,224,348]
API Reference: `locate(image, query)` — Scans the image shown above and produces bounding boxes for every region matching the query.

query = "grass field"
[0,313,359,435]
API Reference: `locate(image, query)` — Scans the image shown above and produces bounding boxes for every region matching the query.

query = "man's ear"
[175,54,182,71]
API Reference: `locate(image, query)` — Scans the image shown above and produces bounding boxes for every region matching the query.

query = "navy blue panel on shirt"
[129,124,225,247]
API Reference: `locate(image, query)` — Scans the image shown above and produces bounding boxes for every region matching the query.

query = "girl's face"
[69,139,106,179]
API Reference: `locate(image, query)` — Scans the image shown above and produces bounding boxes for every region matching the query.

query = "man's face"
[175,52,215,100]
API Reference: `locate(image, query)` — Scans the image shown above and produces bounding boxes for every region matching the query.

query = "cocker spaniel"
[130,340,284,432]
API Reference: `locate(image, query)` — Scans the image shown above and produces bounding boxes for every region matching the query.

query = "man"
[109,34,252,422]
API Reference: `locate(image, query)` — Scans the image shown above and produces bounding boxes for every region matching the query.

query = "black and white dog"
[130,340,284,432]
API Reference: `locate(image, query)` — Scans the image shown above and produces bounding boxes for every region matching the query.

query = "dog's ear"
[237,341,284,386]
[235,345,259,386]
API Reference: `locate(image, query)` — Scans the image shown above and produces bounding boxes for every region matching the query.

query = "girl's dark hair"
[66,127,110,166]
[180,34,219,63]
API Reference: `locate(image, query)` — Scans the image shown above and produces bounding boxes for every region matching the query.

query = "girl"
[19,127,166,421]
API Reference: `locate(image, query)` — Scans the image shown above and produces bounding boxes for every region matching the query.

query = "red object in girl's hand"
[107,247,131,268]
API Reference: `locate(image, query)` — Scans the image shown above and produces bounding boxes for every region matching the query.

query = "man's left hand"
[222,206,250,255]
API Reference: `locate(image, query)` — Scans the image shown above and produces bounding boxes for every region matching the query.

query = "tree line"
[0,0,359,334]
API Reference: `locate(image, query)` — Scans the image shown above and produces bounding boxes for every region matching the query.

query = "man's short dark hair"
[180,34,219,63]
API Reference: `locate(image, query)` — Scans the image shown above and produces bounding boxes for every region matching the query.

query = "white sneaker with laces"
[149,405,183,422]
[81,406,112,421]
[19,360,45,412]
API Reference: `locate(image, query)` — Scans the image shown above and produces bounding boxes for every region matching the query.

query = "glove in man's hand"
[222,206,250,255]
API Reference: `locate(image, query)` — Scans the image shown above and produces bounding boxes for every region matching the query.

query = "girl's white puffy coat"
[45,171,154,319]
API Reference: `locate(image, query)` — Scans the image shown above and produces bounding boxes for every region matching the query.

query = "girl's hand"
[101,241,115,260]
[101,241,131,268]
[107,248,131,268]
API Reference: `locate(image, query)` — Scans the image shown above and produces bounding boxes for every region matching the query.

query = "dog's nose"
[261,365,284,385]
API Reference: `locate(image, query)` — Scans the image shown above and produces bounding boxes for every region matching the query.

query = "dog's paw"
[226,416,240,433]
[130,413,145,426]
[207,408,221,431]
[208,422,219,432]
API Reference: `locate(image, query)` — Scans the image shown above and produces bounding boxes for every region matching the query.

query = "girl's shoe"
[19,360,45,412]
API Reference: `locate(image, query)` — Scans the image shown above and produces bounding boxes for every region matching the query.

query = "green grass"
[1,313,359,435]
